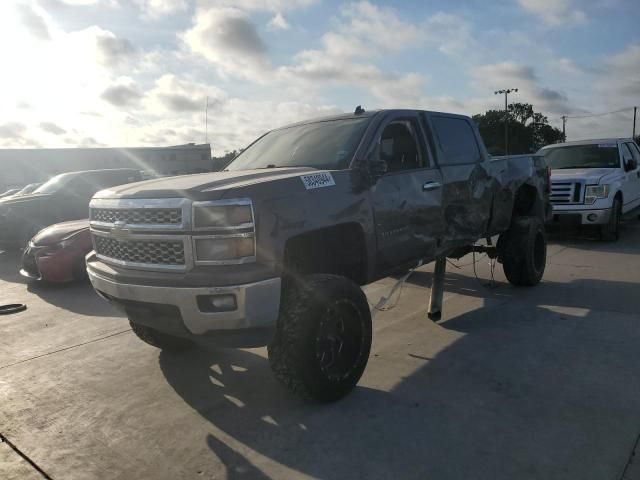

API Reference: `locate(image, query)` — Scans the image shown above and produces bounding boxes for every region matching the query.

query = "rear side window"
[625,142,640,161]
[430,116,481,165]
[621,143,634,163]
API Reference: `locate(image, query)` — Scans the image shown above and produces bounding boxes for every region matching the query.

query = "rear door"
[369,112,444,272]
[425,113,493,246]
[622,142,640,210]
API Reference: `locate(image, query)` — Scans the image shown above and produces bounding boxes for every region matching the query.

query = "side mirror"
[369,157,388,180]
[625,158,638,172]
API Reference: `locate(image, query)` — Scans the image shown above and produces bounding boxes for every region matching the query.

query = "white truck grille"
[550,182,582,205]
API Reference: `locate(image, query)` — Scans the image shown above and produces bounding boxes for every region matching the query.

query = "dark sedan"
[0,168,141,247]
[20,220,92,283]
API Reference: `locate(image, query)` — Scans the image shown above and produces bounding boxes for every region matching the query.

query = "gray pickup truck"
[87,108,550,401]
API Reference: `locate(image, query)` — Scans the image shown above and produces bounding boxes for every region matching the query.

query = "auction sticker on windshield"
[598,144,617,148]
[300,172,336,190]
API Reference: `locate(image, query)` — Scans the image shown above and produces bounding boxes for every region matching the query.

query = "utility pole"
[561,115,567,141]
[494,88,518,155]
[633,107,637,139]
[205,96,209,145]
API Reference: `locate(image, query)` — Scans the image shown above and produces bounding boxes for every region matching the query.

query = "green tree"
[473,103,565,155]
[211,149,242,171]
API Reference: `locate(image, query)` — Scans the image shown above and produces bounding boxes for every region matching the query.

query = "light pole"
[205,96,209,145]
[494,88,518,155]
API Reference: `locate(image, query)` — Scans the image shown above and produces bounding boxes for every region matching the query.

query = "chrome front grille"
[550,182,582,205]
[91,208,182,225]
[94,235,186,266]
[89,197,255,271]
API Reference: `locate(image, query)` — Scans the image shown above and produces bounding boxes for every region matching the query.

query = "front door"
[622,142,640,211]
[369,114,444,274]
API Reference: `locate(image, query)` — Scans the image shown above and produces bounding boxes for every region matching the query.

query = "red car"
[20,220,92,283]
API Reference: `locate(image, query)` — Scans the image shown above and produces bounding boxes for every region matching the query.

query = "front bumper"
[87,257,281,339]
[547,207,611,226]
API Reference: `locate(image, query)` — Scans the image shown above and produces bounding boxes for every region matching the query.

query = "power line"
[564,107,635,120]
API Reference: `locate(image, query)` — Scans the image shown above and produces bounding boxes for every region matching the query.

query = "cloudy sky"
[1,0,638,154]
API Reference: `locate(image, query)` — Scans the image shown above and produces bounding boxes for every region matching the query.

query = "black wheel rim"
[533,231,546,271]
[315,300,364,381]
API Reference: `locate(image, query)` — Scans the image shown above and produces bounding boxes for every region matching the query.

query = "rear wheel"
[498,216,547,286]
[600,197,621,242]
[129,318,193,350]
[268,274,372,402]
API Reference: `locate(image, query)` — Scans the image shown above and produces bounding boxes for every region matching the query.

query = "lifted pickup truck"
[540,138,640,241]
[87,109,550,402]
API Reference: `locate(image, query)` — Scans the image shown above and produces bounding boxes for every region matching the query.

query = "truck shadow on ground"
[26,281,121,317]
[159,272,640,480]
[0,248,119,316]
[0,249,28,284]
[546,220,640,255]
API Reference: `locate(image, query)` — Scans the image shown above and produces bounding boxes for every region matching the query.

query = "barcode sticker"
[300,172,336,190]
[598,143,617,148]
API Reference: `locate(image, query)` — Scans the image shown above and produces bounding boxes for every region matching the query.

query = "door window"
[430,116,481,165]
[378,120,424,172]
[625,142,640,162]
[621,143,634,167]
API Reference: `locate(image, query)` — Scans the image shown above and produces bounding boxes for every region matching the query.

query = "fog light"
[587,214,597,222]
[197,294,237,313]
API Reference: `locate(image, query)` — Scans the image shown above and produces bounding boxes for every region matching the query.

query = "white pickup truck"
[539,138,640,240]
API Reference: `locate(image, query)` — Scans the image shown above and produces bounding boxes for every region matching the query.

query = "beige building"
[0,143,212,191]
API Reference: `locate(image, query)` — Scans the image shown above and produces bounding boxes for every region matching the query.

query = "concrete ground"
[1,222,640,480]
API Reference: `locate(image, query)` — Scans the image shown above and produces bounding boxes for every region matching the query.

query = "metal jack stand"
[427,256,446,321]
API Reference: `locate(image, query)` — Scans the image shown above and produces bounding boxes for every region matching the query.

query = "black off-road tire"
[72,258,89,282]
[600,197,621,242]
[498,216,547,286]
[129,319,193,351]
[268,274,372,402]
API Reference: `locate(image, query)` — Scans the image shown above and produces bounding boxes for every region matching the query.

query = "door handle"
[423,181,442,191]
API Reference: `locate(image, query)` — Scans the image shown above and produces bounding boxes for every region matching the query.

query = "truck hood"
[551,167,616,184]
[94,168,317,200]
[32,219,89,246]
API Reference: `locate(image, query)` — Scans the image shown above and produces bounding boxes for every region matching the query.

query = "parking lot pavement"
[1,222,640,480]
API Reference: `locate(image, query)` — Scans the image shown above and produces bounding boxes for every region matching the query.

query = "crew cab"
[86,109,550,402]
[539,138,640,240]
[0,168,141,247]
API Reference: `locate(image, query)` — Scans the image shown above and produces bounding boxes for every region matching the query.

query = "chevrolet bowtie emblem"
[110,221,132,241]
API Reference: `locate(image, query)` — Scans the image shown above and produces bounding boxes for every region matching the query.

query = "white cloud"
[101,77,143,107]
[471,62,570,115]
[183,7,269,79]
[145,74,226,114]
[133,0,188,17]
[518,0,587,27]
[198,0,316,12]
[269,12,289,30]
[17,3,51,40]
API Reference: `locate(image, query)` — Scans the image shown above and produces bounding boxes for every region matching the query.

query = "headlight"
[193,201,253,229]
[194,235,255,263]
[584,185,609,204]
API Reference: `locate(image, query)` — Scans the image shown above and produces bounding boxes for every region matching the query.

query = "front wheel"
[268,274,372,402]
[498,216,547,286]
[600,197,621,242]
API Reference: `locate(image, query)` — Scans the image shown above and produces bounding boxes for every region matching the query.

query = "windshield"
[226,118,370,171]
[33,173,73,194]
[542,144,620,169]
